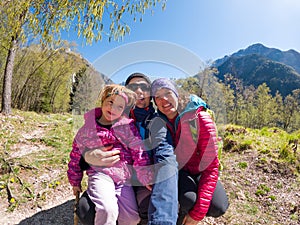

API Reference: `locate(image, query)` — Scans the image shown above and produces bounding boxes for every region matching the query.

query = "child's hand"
[72,186,82,196]
[84,145,120,167]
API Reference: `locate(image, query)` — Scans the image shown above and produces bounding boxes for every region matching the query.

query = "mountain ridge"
[212,43,300,97]
[213,43,300,73]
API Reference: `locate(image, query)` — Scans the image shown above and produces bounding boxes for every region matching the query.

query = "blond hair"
[97,84,137,114]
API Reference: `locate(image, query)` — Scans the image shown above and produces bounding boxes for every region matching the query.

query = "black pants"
[76,171,229,225]
[177,170,229,225]
[75,187,150,225]
[75,191,95,225]
[134,186,151,225]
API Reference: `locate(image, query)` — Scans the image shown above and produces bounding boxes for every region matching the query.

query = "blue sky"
[64,0,300,83]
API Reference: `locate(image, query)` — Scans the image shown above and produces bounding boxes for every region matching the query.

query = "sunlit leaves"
[1,0,166,114]
[1,0,166,46]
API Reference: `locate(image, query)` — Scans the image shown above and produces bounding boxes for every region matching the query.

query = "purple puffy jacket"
[67,108,153,186]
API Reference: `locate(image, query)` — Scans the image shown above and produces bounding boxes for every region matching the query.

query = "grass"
[221,124,300,176]
[217,124,300,224]
[0,110,74,211]
[0,110,299,224]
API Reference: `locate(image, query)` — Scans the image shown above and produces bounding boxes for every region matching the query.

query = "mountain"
[212,43,300,97]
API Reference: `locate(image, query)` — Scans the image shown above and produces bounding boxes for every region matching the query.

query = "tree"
[240,85,255,128]
[0,0,166,114]
[253,83,274,129]
[6,43,85,113]
[223,73,245,125]
[70,66,109,114]
[272,91,284,128]
[283,89,300,131]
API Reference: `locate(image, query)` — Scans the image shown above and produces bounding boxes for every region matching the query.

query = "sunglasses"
[126,83,150,92]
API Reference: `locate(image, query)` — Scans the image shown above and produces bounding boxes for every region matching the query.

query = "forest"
[1,0,299,131]
[0,44,299,133]
[1,1,299,224]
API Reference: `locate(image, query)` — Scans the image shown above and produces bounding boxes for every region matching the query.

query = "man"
[77,73,178,225]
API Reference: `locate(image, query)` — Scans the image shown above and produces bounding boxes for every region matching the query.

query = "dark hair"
[125,72,151,86]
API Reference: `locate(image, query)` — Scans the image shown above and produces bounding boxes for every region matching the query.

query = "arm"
[147,116,178,183]
[147,116,179,222]
[67,140,84,192]
[125,122,154,185]
[84,146,120,167]
[75,123,120,167]
[148,117,177,165]
[188,111,219,221]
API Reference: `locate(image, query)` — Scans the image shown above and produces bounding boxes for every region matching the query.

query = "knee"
[179,192,196,214]
[118,213,140,225]
[218,200,229,216]
[207,201,229,218]
[96,202,119,220]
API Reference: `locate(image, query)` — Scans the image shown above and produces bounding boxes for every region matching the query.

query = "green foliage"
[255,184,270,196]
[70,66,108,114]
[268,195,276,201]
[237,161,248,169]
[223,124,300,176]
[48,180,61,189]
[176,68,228,125]
[290,213,298,221]
[243,204,259,215]
[177,71,300,132]
[11,45,84,112]
[239,139,253,151]
[176,76,202,96]
[1,0,166,115]
[0,109,74,211]
[1,0,166,46]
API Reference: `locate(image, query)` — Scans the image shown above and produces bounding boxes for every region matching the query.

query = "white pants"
[87,172,140,225]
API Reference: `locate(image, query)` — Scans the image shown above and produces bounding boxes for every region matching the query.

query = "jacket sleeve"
[148,116,178,184]
[189,110,219,221]
[123,122,154,185]
[67,139,84,187]
[148,117,177,165]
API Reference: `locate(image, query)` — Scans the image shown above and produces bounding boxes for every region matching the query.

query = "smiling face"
[154,88,179,119]
[99,95,126,125]
[126,77,151,109]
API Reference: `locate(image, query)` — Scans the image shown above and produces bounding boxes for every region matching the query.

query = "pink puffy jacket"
[175,106,219,221]
[67,108,153,186]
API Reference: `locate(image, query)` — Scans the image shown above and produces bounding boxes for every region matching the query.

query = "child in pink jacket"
[67,84,153,225]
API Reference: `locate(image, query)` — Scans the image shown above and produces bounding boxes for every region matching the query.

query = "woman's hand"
[145,185,152,191]
[72,186,82,196]
[182,214,199,225]
[84,145,120,167]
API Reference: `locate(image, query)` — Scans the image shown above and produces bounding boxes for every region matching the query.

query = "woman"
[151,78,229,225]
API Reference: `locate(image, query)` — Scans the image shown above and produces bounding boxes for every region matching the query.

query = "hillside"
[0,111,299,224]
[213,43,300,73]
[212,43,300,97]
[214,54,300,97]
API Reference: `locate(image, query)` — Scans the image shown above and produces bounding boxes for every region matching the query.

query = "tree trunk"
[1,37,18,115]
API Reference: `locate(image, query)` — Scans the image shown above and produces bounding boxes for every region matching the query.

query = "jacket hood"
[157,95,208,124]
[181,94,209,113]
[175,94,209,128]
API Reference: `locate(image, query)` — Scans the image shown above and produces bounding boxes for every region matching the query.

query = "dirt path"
[1,188,77,225]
